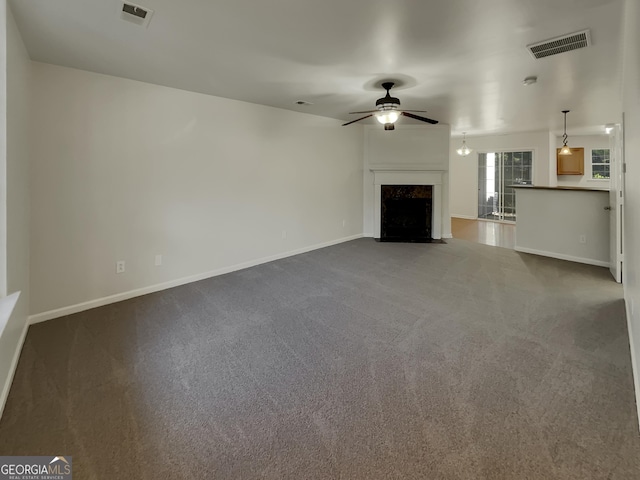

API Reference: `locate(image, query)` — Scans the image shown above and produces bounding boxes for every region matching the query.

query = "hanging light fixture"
[456,132,472,156]
[559,110,572,156]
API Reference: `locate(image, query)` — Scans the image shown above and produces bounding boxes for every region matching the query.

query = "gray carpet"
[1,238,638,479]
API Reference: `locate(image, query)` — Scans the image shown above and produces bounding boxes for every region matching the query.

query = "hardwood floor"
[451,217,516,249]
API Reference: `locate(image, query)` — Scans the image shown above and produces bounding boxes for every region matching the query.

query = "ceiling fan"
[342,82,439,130]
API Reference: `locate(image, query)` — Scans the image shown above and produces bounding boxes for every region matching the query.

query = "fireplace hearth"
[380,185,432,242]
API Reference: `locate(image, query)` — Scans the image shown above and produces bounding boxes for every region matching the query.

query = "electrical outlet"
[154,254,162,266]
[116,260,125,274]
[282,230,287,239]
[342,219,346,227]
[579,235,587,244]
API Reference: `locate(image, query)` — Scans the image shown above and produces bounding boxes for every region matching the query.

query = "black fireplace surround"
[380,185,432,243]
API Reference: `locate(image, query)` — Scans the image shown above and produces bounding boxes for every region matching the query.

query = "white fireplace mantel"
[372,170,444,240]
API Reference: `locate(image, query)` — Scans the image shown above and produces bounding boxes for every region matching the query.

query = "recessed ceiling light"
[523,76,537,86]
[295,100,313,106]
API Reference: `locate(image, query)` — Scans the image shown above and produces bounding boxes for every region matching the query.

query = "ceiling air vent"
[527,29,591,59]
[120,2,154,28]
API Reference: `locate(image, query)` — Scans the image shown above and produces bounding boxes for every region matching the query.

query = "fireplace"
[381,185,432,242]
[371,170,443,241]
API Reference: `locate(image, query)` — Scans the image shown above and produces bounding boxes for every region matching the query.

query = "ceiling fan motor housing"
[376,95,400,109]
[376,81,400,110]
[376,97,400,110]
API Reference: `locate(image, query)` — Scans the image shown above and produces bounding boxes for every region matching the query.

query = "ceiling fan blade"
[401,111,439,124]
[348,110,379,114]
[342,114,373,126]
[401,110,428,113]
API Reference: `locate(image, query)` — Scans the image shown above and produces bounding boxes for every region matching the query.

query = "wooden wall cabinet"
[557,147,584,175]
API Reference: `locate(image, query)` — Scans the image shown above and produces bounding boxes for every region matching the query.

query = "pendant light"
[456,132,472,156]
[559,110,572,156]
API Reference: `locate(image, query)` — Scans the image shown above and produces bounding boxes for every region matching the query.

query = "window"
[591,149,610,179]
[478,150,533,222]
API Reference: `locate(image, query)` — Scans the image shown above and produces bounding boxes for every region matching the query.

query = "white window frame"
[591,148,611,181]
[476,149,534,222]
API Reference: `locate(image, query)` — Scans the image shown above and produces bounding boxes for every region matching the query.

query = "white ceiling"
[9,0,625,135]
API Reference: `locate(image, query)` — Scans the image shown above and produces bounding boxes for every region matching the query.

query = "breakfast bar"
[512,185,610,266]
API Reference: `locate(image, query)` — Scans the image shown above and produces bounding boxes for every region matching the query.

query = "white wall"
[449,131,550,218]
[5,4,29,325]
[362,124,451,238]
[555,134,611,189]
[0,3,30,415]
[514,188,610,266]
[0,0,5,297]
[622,0,640,426]
[29,63,364,317]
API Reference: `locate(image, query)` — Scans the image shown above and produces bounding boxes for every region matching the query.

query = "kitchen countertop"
[510,185,609,192]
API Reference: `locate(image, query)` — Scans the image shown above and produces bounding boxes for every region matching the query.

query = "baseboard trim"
[514,246,609,268]
[0,317,29,420]
[451,214,477,220]
[624,288,640,433]
[29,234,364,324]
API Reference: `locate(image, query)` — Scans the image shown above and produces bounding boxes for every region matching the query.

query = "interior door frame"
[609,121,624,283]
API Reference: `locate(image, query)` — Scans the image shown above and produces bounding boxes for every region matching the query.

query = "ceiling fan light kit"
[456,132,472,156]
[559,110,572,156]
[375,110,399,125]
[342,81,438,130]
